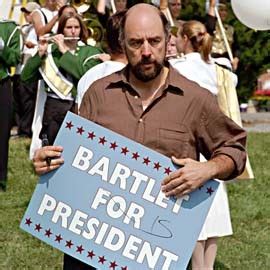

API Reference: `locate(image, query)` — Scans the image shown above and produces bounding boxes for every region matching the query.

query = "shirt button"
[134,95,138,99]
[139,118,143,123]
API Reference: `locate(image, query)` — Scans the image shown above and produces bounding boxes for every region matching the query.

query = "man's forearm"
[208,155,235,180]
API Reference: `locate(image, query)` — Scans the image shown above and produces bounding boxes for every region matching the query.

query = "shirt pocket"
[158,126,190,158]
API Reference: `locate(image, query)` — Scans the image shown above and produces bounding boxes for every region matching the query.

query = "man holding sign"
[33,4,247,269]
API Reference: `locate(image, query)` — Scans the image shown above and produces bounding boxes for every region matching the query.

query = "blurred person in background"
[12,1,41,138]
[168,0,184,27]
[171,20,238,270]
[206,0,240,71]
[77,10,127,109]
[0,19,22,191]
[21,13,103,146]
[32,0,65,37]
[96,0,128,29]
[166,27,179,60]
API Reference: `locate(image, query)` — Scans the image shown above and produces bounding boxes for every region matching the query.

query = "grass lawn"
[0,133,269,269]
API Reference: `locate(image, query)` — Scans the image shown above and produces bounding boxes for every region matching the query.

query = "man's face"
[168,0,182,19]
[124,11,166,82]
[219,6,228,21]
[46,0,58,10]
[115,0,127,12]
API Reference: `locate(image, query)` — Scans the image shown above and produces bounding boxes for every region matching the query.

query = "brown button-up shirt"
[80,65,247,179]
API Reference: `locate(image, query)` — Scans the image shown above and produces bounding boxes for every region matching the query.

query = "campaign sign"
[20,112,219,270]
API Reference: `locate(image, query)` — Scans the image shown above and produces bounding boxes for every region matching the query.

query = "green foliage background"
[180,0,270,103]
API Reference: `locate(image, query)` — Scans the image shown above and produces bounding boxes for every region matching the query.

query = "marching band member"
[21,13,103,146]
[0,19,22,191]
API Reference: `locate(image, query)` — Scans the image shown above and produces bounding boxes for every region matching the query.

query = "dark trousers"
[12,74,21,127]
[0,77,13,188]
[63,254,96,270]
[17,78,38,137]
[39,96,74,145]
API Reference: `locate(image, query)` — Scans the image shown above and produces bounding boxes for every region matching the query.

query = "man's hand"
[33,145,64,175]
[161,156,217,197]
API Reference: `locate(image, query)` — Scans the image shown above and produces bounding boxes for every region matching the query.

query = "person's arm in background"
[31,0,65,38]
[21,36,48,82]
[205,0,217,35]
[97,0,107,14]
[0,23,21,67]
[59,46,103,80]
[231,30,240,71]
[96,0,111,28]
[32,10,59,37]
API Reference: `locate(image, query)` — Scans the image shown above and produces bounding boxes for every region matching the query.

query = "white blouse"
[169,52,237,95]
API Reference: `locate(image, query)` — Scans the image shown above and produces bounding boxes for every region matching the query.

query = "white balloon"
[231,0,270,30]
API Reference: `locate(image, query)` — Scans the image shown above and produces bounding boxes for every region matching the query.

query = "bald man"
[32,4,247,269]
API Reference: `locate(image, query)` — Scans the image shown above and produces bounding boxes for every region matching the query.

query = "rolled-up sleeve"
[197,93,247,179]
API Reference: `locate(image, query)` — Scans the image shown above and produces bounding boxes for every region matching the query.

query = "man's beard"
[129,57,163,82]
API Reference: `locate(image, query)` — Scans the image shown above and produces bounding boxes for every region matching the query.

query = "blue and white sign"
[20,112,219,270]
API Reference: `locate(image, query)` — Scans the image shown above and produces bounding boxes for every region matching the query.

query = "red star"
[109,261,118,269]
[45,228,52,237]
[87,250,95,259]
[76,245,84,254]
[132,152,140,160]
[121,267,128,270]
[77,126,85,135]
[88,131,96,140]
[110,142,118,150]
[25,218,32,226]
[65,240,74,248]
[143,157,151,165]
[164,167,172,175]
[34,223,42,232]
[55,234,63,243]
[99,136,107,145]
[98,256,106,264]
[206,187,214,195]
[153,162,161,170]
[121,147,129,155]
[65,121,74,130]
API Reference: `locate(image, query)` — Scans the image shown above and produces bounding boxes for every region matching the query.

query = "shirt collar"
[104,63,186,94]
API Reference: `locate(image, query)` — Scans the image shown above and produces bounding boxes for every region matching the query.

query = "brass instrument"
[70,0,91,13]
[84,18,104,44]
[70,0,105,44]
